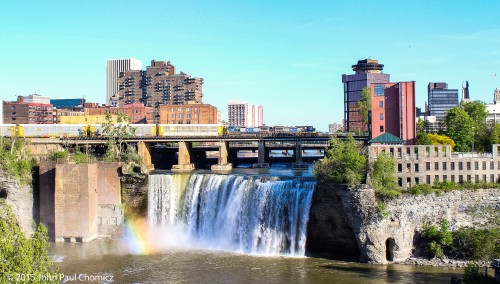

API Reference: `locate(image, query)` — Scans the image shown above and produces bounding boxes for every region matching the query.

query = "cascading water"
[148,173,315,256]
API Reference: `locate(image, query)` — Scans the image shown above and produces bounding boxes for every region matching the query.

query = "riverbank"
[396,257,491,268]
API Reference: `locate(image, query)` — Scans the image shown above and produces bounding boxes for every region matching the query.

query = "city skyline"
[1,1,500,131]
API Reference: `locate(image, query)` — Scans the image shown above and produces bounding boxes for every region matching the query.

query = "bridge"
[27,134,338,171]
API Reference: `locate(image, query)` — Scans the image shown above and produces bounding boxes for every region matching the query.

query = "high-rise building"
[106,58,142,105]
[112,60,204,122]
[342,59,390,133]
[370,82,416,145]
[328,122,343,134]
[228,101,264,128]
[461,81,471,106]
[428,82,458,120]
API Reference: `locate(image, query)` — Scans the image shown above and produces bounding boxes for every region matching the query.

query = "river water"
[50,167,462,283]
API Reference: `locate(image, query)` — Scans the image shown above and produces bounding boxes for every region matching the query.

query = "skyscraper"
[428,82,458,120]
[228,101,264,127]
[106,58,142,105]
[342,59,390,133]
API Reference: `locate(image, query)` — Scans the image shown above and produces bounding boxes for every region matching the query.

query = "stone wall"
[307,184,500,263]
[0,173,34,237]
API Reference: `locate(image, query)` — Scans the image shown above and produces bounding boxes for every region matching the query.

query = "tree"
[490,123,500,145]
[101,113,136,161]
[357,87,372,131]
[370,152,399,198]
[313,134,367,187]
[463,101,489,152]
[428,133,456,151]
[0,204,59,283]
[416,119,432,145]
[444,107,474,152]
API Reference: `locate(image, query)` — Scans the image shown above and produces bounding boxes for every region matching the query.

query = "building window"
[379,101,383,108]
[451,162,455,170]
[374,85,384,96]
[11,106,16,110]
[435,162,439,170]
[442,162,447,170]
[426,162,431,171]
[380,126,384,132]
[380,113,384,120]
[459,162,463,171]
[397,164,402,172]
[415,164,419,172]
[475,162,479,170]
[467,162,471,171]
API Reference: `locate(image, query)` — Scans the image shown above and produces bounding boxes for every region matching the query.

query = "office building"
[342,59,390,133]
[428,82,458,120]
[159,103,220,124]
[3,94,54,124]
[106,58,142,105]
[228,101,263,128]
[370,81,416,145]
[486,89,500,124]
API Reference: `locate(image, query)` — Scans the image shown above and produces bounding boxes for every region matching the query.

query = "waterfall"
[148,173,315,256]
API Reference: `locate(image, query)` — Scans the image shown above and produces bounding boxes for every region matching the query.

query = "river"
[50,166,463,283]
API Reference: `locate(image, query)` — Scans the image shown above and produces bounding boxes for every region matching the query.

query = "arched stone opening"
[385,238,396,261]
[0,188,7,199]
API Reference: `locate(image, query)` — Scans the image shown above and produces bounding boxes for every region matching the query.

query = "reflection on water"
[50,240,461,284]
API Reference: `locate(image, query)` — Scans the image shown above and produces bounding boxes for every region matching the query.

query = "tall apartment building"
[428,82,458,120]
[159,103,220,124]
[370,82,416,145]
[112,60,204,122]
[342,59,390,133]
[3,94,54,124]
[228,101,263,127]
[106,58,142,105]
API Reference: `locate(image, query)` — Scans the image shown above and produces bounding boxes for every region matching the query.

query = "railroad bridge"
[28,135,335,171]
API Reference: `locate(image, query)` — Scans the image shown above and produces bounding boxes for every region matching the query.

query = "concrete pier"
[172,141,195,172]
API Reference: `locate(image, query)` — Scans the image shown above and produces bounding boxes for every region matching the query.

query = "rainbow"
[125,218,156,255]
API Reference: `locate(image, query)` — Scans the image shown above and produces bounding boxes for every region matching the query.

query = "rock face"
[306,184,500,264]
[121,174,149,219]
[0,172,34,237]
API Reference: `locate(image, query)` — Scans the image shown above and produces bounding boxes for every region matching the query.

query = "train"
[0,124,316,138]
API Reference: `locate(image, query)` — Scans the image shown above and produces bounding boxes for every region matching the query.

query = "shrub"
[376,202,390,219]
[74,151,88,164]
[49,150,69,162]
[421,219,452,258]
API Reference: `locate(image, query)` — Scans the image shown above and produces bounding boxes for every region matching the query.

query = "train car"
[18,124,85,138]
[160,124,222,137]
[132,124,156,137]
[0,124,16,137]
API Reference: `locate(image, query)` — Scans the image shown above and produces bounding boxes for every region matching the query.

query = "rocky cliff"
[306,184,500,263]
[0,172,34,237]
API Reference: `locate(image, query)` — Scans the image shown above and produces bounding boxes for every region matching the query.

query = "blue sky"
[1,1,499,131]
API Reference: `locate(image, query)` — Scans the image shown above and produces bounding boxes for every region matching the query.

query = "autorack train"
[0,124,317,138]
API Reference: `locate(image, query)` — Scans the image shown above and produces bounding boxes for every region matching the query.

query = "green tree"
[101,113,136,161]
[357,87,372,131]
[428,133,456,151]
[463,101,488,152]
[421,219,453,258]
[489,123,500,145]
[313,134,367,187]
[0,204,59,283]
[444,107,474,152]
[416,119,432,145]
[370,152,399,198]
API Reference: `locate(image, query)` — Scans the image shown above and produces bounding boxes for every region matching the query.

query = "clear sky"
[1,1,499,131]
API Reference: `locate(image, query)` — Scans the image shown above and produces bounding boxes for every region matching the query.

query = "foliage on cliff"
[357,87,371,128]
[0,204,59,283]
[421,219,453,257]
[313,134,367,187]
[370,152,400,198]
[0,137,36,185]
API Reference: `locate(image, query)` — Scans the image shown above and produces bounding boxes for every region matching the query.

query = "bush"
[74,151,88,164]
[370,153,401,198]
[421,219,453,258]
[376,202,390,219]
[49,150,69,162]
[0,138,36,185]
[0,204,59,283]
[452,228,500,261]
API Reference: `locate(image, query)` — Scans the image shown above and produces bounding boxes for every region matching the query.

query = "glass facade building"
[428,82,458,120]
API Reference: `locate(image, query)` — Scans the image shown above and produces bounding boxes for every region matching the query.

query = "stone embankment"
[306,184,500,264]
[0,172,34,237]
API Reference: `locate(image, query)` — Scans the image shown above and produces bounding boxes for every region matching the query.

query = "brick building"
[369,144,500,188]
[112,60,204,122]
[3,94,54,124]
[342,59,390,133]
[84,103,153,124]
[159,103,220,124]
[370,81,416,145]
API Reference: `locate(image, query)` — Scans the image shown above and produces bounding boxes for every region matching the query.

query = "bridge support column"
[137,141,154,171]
[292,140,308,170]
[211,142,232,171]
[253,140,269,168]
[172,141,195,172]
